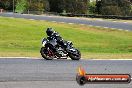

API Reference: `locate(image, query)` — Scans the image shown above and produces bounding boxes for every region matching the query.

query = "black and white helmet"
[46,28,54,36]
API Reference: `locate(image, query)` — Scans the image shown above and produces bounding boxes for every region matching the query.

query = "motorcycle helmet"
[46,28,54,36]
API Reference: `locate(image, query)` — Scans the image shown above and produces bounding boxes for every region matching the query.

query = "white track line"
[97,19,104,21]
[68,23,74,24]
[0,57,132,60]
[123,22,128,24]
[0,57,41,59]
[104,27,109,29]
[29,19,35,20]
[113,21,117,22]
[7,16,129,31]
[111,28,116,30]
[88,25,94,27]
[118,29,123,31]
[125,30,129,32]
[76,18,80,19]
[51,21,57,22]
[90,59,132,60]
[59,22,65,24]
[96,26,102,28]
[80,24,85,25]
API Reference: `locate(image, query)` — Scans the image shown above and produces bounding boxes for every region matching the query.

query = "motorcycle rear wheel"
[40,47,54,60]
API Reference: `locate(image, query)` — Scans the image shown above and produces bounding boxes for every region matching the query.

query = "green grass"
[0,16,132,59]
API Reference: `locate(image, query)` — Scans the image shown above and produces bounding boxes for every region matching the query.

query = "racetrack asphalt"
[0,58,132,88]
[0,13,132,31]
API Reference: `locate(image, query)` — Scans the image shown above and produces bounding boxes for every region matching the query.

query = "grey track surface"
[0,13,132,31]
[0,58,132,88]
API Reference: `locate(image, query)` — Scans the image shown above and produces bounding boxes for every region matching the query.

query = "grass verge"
[0,16,132,59]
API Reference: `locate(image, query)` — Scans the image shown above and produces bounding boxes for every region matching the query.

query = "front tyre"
[69,49,81,60]
[40,47,53,60]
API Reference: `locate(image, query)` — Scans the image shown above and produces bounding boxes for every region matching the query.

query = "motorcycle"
[40,37,81,60]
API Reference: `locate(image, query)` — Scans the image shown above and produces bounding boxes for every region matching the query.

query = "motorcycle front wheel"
[40,47,54,60]
[68,49,81,60]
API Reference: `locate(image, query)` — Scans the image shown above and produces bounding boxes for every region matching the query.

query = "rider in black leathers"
[46,28,67,52]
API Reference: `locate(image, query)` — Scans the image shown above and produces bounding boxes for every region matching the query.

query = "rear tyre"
[69,49,81,60]
[40,47,53,60]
